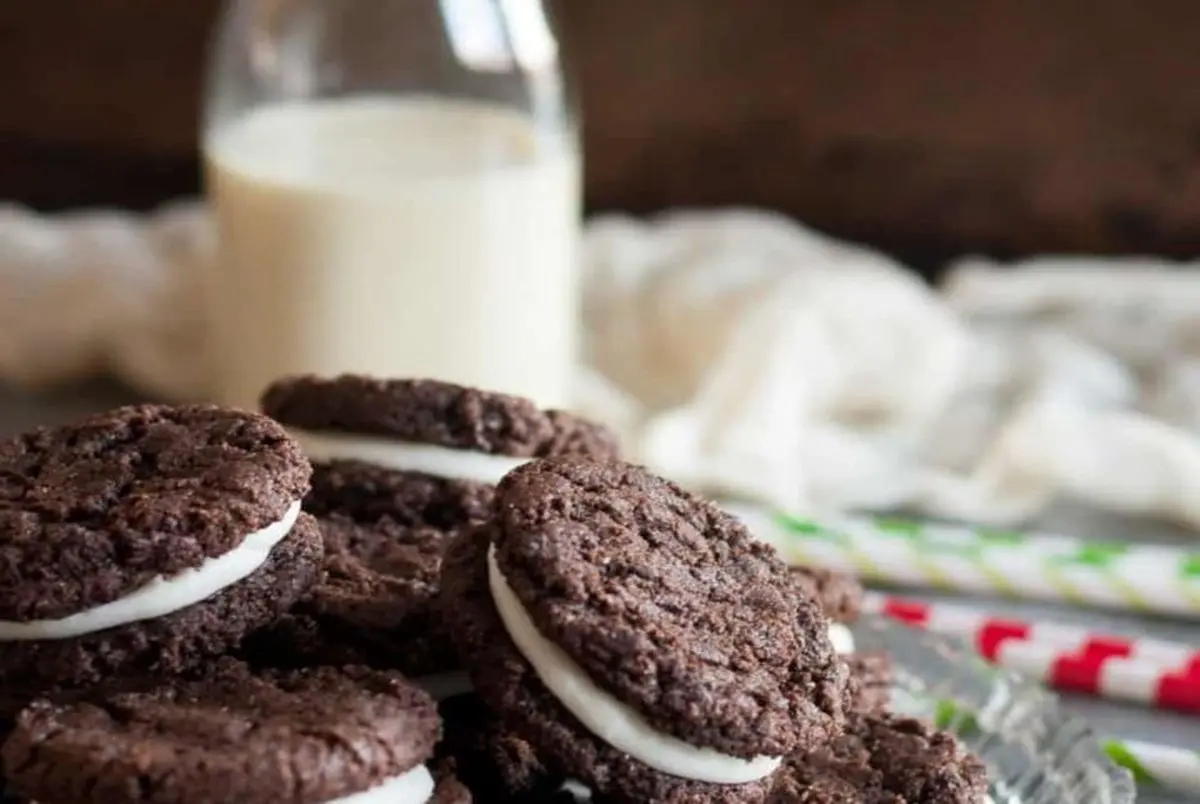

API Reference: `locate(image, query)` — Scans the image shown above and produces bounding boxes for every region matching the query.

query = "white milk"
[204,97,580,410]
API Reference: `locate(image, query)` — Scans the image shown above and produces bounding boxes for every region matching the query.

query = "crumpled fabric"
[0,202,214,401]
[579,210,971,515]
[2,202,1200,530]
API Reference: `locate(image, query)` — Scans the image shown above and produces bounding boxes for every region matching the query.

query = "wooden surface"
[0,1,211,208]
[2,0,1200,260]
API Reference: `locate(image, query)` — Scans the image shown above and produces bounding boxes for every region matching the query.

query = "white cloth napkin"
[3,202,1200,531]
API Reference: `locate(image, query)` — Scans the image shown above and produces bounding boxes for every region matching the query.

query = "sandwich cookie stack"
[434,577,884,800]
[0,403,473,804]
[249,375,620,696]
[789,566,894,714]
[441,458,854,804]
[2,658,468,804]
[0,404,322,730]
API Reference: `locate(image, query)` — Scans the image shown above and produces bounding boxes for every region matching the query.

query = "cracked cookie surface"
[2,659,442,804]
[442,523,783,804]
[489,458,851,759]
[0,403,308,622]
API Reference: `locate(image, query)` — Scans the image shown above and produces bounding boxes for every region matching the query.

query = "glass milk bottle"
[202,0,580,410]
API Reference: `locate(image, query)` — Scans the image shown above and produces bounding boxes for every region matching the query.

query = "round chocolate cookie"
[0,404,308,622]
[490,458,850,758]
[261,375,619,459]
[443,458,851,804]
[789,566,864,625]
[0,404,320,688]
[2,658,456,804]
[442,525,780,804]
[769,713,989,803]
[240,515,459,679]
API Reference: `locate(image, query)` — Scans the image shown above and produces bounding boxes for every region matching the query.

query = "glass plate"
[853,615,1137,804]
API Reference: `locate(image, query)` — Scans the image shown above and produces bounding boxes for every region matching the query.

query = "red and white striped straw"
[864,592,1200,715]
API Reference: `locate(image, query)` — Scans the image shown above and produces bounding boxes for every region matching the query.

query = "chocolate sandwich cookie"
[2,658,466,804]
[442,458,852,804]
[769,712,989,803]
[790,565,864,655]
[0,404,321,692]
[255,376,619,685]
[260,375,621,520]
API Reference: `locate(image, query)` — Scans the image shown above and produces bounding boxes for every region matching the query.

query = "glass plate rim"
[852,614,1138,804]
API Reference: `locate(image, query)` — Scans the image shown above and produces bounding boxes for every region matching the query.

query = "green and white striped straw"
[727,505,1200,617]
[1101,739,1200,797]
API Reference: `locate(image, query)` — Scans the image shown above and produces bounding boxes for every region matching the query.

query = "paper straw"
[866,593,1200,713]
[998,641,1200,714]
[1101,739,1200,796]
[864,592,1200,665]
[729,504,1200,617]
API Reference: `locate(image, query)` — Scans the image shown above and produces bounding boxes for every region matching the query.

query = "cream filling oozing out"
[828,623,855,655]
[487,545,783,785]
[0,501,302,642]
[290,429,529,485]
[539,629,849,802]
[325,764,434,804]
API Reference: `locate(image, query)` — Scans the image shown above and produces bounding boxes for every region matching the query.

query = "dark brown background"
[3,0,1200,263]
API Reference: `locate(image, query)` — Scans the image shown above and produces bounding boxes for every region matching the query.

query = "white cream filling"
[325,764,434,804]
[290,429,529,485]
[558,779,593,801]
[828,623,855,655]
[487,545,782,785]
[416,670,474,701]
[0,501,302,642]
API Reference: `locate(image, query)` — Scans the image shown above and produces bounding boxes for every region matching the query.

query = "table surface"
[2,382,1196,804]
